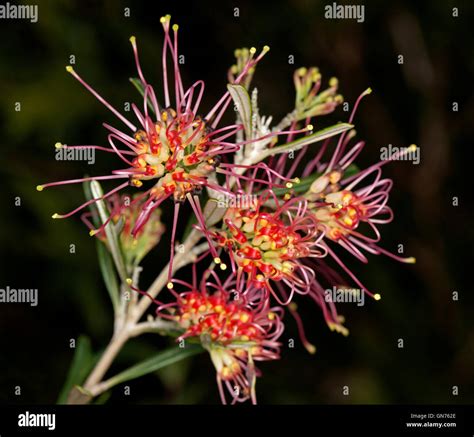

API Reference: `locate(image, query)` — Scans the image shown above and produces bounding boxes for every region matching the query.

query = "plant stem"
[130,229,202,324]
[67,329,129,404]
[66,229,203,404]
[84,329,130,391]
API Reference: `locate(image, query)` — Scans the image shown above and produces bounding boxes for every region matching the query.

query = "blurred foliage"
[0,0,473,404]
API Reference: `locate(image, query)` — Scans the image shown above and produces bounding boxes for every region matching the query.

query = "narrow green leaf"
[228,84,252,139]
[83,180,122,310]
[96,240,120,311]
[101,344,203,391]
[256,122,354,161]
[82,179,100,228]
[130,77,156,115]
[93,391,112,404]
[57,336,96,404]
[90,180,128,282]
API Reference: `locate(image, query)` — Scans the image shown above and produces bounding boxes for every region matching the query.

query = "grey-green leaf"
[228,84,252,139]
[203,199,225,227]
[56,336,96,404]
[100,344,203,392]
[97,240,120,311]
[90,180,128,283]
[82,179,100,228]
[256,122,354,161]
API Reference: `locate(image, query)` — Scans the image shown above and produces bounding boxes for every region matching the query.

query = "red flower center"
[214,208,310,285]
[130,109,217,201]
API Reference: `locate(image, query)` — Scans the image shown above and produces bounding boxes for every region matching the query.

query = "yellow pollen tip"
[52,213,60,219]
[129,36,136,44]
[167,282,174,289]
[36,185,44,192]
[293,177,300,184]
[220,263,227,271]
[55,142,63,149]
[306,124,314,131]
[126,278,133,285]
[305,343,317,354]
[408,144,417,152]
[213,257,221,264]
[374,293,381,301]
[249,47,257,54]
[289,302,298,311]
[240,313,250,323]
[365,87,373,95]
[89,230,97,237]
[263,45,270,52]
[65,65,74,73]
[286,182,293,189]
[405,257,416,264]
[172,24,179,31]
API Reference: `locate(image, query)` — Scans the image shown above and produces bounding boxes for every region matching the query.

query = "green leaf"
[96,240,120,311]
[271,164,360,196]
[83,180,121,312]
[93,391,112,404]
[56,336,96,404]
[130,77,156,115]
[228,84,252,139]
[90,180,128,282]
[256,122,354,161]
[100,344,203,391]
[82,178,100,228]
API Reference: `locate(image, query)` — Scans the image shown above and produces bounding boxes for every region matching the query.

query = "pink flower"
[208,189,327,305]
[36,15,270,283]
[261,89,416,347]
[133,270,284,404]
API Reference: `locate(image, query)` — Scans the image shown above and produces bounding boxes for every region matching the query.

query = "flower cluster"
[162,273,283,404]
[40,15,414,404]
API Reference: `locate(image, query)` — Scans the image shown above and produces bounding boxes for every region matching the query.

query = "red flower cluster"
[39,14,414,404]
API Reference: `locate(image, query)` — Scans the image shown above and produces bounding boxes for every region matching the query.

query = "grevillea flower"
[36,15,272,283]
[36,10,417,403]
[296,90,416,297]
[208,190,327,305]
[253,88,416,349]
[208,74,414,353]
[132,270,283,404]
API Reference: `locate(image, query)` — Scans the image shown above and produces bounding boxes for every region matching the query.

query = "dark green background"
[0,0,472,404]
